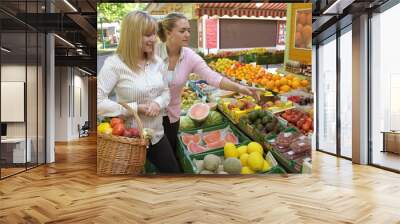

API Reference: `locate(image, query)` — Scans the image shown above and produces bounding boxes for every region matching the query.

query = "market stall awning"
[197,3,287,18]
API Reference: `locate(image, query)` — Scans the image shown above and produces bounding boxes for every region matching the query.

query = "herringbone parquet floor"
[0,135,399,224]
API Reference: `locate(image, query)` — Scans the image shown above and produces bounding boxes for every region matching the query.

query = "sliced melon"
[188,103,210,122]
[203,130,222,145]
[181,133,201,146]
[187,142,206,154]
[206,139,226,150]
[224,132,239,144]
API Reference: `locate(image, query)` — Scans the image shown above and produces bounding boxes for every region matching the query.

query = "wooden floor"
[0,136,400,224]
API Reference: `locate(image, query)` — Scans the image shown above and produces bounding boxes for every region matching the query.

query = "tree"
[97,3,148,23]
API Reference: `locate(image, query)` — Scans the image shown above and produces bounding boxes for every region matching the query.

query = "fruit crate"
[270,148,300,173]
[263,129,304,174]
[217,100,262,124]
[177,122,251,171]
[185,122,251,156]
[238,110,288,143]
[265,165,287,174]
[181,147,286,174]
[276,109,313,136]
[186,149,224,174]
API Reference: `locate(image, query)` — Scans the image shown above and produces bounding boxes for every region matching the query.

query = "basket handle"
[119,102,145,139]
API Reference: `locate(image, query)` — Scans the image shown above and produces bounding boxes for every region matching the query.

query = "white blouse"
[97,54,170,144]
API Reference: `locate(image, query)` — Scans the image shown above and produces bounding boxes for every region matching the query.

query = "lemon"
[240,153,249,166]
[104,127,113,135]
[237,145,248,157]
[247,152,264,171]
[224,142,238,158]
[247,142,263,156]
[241,166,255,174]
[97,122,111,134]
[261,160,271,172]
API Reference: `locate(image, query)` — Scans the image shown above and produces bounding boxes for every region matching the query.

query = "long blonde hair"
[157,12,187,42]
[116,10,157,73]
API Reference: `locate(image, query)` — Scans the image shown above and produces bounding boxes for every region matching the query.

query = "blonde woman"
[157,12,260,157]
[97,11,180,173]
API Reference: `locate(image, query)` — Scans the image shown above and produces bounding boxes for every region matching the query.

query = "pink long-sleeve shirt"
[158,43,223,123]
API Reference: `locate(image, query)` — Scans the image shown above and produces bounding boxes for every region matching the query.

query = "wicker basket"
[97,103,149,176]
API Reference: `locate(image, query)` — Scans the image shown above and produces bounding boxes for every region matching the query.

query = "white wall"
[54,67,89,141]
[1,64,46,164]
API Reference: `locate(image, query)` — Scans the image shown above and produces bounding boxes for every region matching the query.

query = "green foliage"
[97,3,147,23]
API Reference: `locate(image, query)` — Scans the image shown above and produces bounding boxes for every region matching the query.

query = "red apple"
[123,129,132,137]
[129,128,140,137]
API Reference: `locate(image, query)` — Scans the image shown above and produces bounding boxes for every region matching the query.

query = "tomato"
[110,118,124,128]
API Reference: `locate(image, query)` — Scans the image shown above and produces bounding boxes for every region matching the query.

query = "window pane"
[340,28,352,158]
[317,36,337,154]
[371,3,400,171]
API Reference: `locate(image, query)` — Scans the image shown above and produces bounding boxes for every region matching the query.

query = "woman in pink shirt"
[157,13,260,169]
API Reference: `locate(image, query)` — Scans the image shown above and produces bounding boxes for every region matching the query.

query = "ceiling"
[0,0,97,75]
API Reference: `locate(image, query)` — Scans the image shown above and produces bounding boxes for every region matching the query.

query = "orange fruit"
[291,80,301,89]
[286,74,294,80]
[280,78,288,86]
[301,79,309,87]
[275,80,281,87]
[280,85,291,93]
[273,74,281,80]
[266,81,274,89]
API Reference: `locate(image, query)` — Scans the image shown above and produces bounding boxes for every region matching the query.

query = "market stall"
[97,3,313,175]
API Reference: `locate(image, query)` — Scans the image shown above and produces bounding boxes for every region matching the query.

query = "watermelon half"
[188,103,210,123]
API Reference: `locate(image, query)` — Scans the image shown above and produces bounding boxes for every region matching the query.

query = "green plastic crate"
[264,165,287,174]
[177,122,251,173]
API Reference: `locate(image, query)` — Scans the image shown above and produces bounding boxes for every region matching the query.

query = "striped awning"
[197,3,287,18]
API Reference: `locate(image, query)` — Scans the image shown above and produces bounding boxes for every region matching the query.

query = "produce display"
[270,131,311,160]
[208,58,236,74]
[142,43,314,173]
[188,103,210,123]
[192,141,272,174]
[209,58,310,93]
[180,126,240,154]
[193,142,271,174]
[238,110,286,146]
[181,87,201,114]
[287,95,314,106]
[204,48,284,64]
[179,111,225,131]
[280,109,313,134]
[261,99,294,113]
[218,97,262,123]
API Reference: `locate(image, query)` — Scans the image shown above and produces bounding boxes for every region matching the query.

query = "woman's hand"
[145,101,161,117]
[138,104,150,115]
[238,85,261,102]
